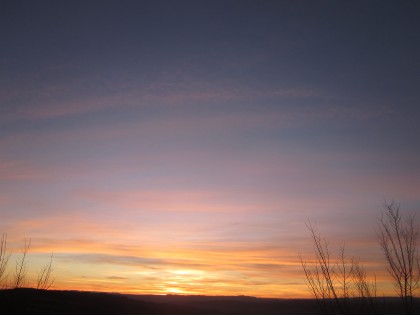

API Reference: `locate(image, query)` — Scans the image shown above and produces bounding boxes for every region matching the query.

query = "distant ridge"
[0,288,417,315]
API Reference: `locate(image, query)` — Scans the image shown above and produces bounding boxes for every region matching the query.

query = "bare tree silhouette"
[300,222,378,315]
[378,202,420,315]
[300,222,348,315]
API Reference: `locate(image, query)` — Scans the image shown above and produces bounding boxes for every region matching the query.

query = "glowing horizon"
[0,215,405,298]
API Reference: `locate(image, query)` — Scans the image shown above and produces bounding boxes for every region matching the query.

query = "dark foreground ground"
[0,288,418,315]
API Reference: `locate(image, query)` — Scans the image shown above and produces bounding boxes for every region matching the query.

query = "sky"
[0,1,419,298]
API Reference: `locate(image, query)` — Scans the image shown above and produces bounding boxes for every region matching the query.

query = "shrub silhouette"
[37,252,55,290]
[300,223,377,315]
[0,235,54,289]
[301,202,419,315]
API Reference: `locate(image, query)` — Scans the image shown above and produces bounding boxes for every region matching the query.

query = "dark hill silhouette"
[0,288,417,315]
[0,289,211,315]
[0,289,322,315]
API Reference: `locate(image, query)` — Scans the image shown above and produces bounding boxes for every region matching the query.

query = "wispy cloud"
[2,69,334,122]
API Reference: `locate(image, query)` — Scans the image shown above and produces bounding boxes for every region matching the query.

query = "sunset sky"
[1,1,419,298]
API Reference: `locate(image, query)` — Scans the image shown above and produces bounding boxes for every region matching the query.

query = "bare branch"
[37,252,55,290]
[0,233,11,286]
[351,258,377,315]
[336,243,352,299]
[14,238,31,288]
[300,222,348,315]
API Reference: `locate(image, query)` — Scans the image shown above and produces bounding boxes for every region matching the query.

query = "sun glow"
[163,287,188,295]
